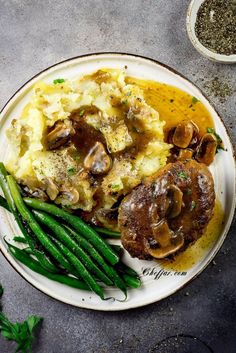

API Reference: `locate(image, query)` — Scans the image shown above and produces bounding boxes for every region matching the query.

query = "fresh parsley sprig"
[0,283,42,353]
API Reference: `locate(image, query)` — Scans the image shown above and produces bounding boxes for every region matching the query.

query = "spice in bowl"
[195,0,236,55]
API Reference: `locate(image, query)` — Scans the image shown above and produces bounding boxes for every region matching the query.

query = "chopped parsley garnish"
[111,184,120,191]
[67,167,76,176]
[79,110,85,117]
[207,127,222,143]
[53,78,65,84]
[123,99,128,105]
[206,127,224,152]
[126,91,132,96]
[186,188,192,195]
[192,96,200,104]
[177,171,188,180]
[190,200,196,211]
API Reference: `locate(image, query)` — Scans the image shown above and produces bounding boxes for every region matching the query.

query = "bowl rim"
[0,52,235,311]
[186,0,236,63]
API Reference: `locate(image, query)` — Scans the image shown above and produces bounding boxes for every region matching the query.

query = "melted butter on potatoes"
[5,69,171,215]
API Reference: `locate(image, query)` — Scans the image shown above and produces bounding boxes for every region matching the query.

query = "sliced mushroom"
[84,141,112,175]
[44,178,59,201]
[60,185,80,205]
[177,148,193,161]
[195,133,217,166]
[167,184,183,218]
[146,220,184,258]
[46,120,75,150]
[22,185,49,201]
[172,122,194,148]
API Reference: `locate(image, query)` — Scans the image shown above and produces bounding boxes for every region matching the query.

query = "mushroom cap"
[195,133,217,166]
[172,122,194,148]
[145,220,184,259]
[84,141,112,175]
[46,120,75,150]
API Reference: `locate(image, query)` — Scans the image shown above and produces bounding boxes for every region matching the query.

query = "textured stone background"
[0,0,235,352]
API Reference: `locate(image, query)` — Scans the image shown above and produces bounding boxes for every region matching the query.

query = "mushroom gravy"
[126,76,214,136]
[160,199,224,271]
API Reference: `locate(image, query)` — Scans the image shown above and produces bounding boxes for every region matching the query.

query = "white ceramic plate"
[0,53,235,311]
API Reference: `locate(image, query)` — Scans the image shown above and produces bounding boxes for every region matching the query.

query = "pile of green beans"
[0,163,141,300]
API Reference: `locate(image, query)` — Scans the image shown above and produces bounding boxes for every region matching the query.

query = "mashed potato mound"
[6,69,171,214]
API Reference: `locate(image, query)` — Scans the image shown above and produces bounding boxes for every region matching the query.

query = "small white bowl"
[186,0,236,64]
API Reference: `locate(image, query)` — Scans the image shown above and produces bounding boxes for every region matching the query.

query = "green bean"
[0,194,9,211]
[13,236,28,244]
[6,176,75,275]
[0,165,58,273]
[7,243,90,291]
[64,225,127,296]
[52,237,104,299]
[22,247,34,255]
[111,244,122,255]
[116,262,139,278]
[33,210,112,286]
[93,226,121,238]
[23,198,119,265]
[122,274,141,289]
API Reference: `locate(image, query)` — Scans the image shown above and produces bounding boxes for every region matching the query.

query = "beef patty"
[118,160,215,260]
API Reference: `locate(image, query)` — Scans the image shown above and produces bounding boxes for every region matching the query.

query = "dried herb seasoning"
[195,0,236,55]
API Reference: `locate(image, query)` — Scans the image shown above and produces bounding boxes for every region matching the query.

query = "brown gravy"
[126,77,214,136]
[125,76,223,270]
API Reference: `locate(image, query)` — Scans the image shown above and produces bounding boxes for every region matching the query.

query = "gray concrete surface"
[0,0,235,352]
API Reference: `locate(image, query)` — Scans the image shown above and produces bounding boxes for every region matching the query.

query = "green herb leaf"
[186,188,192,195]
[206,127,224,152]
[192,96,200,104]
[79,110,85,117]
[190,200,196,211]
[0,284,42,353]
[207,127,214,134]
[177,171,188,180]
[67,167,76,176]
[53,78,65,84]
[111,184,120,191]
[126,91,132,96]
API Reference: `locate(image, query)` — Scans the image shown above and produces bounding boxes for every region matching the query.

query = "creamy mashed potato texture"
[6,69,171,217]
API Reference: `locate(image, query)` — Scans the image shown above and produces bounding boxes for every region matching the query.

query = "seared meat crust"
[118,160,215,259]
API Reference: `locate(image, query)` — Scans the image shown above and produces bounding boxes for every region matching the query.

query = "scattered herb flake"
[79,110,85,117]
[206,127,224,152]
[190,200,196,211]
[186,188,192,195]
[192,96,200,104]
[177,171,188,180]
[126,91,132,96]
[111,184,120,191]
[67,167,76,176]
[53,78,65,84]
[207,127,214,134]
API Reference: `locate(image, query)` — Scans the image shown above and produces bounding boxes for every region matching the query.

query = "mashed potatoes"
[6,69,171,216]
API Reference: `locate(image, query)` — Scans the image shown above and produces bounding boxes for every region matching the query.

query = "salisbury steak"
[118,160,215,260]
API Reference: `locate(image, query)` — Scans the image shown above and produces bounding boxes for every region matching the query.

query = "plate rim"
[0,52,235,311]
